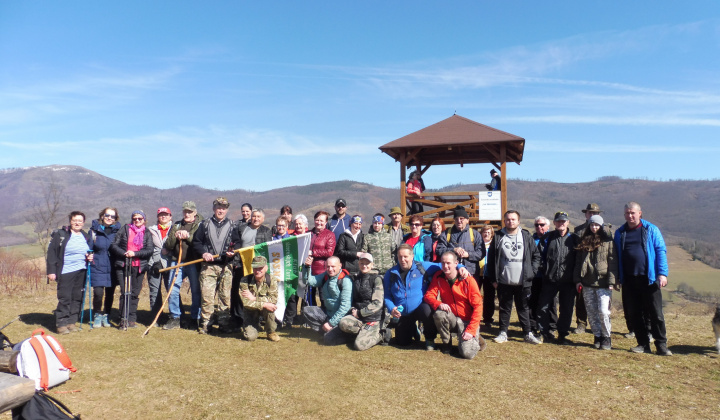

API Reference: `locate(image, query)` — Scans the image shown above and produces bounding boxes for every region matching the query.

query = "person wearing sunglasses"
[529,216,555,337]
[89,207,122,328]
[329,198,352,242]
[110,210,153,329]
[537,211,579,345]
[402,215,433,263]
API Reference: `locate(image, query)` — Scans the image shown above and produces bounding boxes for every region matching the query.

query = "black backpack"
[12,391,80,420]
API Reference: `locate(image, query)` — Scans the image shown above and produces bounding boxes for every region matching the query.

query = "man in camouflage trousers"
[191,197,236,334]
[338,253,385,351]
[361,213,397,276]
[239,256,280,342]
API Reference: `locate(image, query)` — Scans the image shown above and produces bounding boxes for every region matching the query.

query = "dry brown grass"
[1,284,719,420]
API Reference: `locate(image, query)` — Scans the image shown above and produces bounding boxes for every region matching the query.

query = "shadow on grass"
[18,312,56,331]
[668,343,719,356]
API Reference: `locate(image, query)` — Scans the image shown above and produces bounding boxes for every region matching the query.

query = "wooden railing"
[403,191,500,229]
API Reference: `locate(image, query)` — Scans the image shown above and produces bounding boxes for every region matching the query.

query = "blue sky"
[1,2,719,191]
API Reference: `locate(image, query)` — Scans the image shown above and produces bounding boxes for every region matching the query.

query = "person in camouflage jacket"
[361,214,397,275]
[238,256,280,342]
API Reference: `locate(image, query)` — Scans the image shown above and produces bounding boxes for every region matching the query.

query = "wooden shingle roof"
[379,114,525,166]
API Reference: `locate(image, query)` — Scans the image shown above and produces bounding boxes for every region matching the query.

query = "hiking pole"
[142,245,183,337]
[122,257,131,331]
[78,252,93,330]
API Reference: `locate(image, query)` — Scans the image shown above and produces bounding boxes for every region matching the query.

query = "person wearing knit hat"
[574,211,618,351]
[436,205,483,278]
[110,209,154,329]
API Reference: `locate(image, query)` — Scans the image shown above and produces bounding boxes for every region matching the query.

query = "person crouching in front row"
[239,256,280,342]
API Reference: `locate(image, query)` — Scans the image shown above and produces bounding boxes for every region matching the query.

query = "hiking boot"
[101,314,111,327]
[494,331,508,343]
[67,324,79,333]
[624,331,635,339]
[556,334,571,345]
[57,326,70,335]
[118,320,128,330]
[425,340,436,351]
[478,335,487,352]
[440,342,452,354]
[163,317,180,330]
[572,323,587,334]
[524,332,541,345]
[630,344,652,354]
[594,336,602,349]
[267,332,281,342]
[600,337,612,350]
[92,313,102,329]
[198,324,208,335]
[656,343,672,356]
[381,328,392,345]
[542,331,556,343]
[128,321,137,328]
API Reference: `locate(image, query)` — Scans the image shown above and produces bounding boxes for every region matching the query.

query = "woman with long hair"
[574,215,618,350]
[428,217,445,262]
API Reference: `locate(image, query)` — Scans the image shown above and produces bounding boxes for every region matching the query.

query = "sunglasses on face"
[410,223,422,227]
[103,214,117,219]
[132,217,144,221]
[534,223,546,227]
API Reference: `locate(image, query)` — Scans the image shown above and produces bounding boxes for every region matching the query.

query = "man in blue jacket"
[383,244,469,349]
[614,202,671,356]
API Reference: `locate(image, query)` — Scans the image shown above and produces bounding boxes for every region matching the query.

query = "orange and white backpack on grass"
[13,328,77,391]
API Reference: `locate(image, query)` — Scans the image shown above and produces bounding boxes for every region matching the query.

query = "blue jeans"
[166,263,200,319]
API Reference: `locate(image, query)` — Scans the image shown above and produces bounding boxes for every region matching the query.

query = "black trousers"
[116,266,143,323]
[529,277,558,332]
[480,276,496,325]
[55,269,85,327]
[283,294,299,326]
[623,275,667,345]
[92,286,116,314]
[408,201,423,215]
[392,302,437,346]
[497,283,532,334]
[575,288,587,325]
[537,281,576,336]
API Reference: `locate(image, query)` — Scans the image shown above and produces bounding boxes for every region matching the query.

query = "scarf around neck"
[129,224,146,248]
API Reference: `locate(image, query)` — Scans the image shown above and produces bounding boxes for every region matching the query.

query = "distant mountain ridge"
[1,166,718,266]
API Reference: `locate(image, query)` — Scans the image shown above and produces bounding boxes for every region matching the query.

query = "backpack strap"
[447,227,474,243]
[28,335,50,391]
[446,228,452,242]
[34,329,76,373]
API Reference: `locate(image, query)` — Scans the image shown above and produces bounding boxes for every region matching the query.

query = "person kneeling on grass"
[300,256,353,345]
[239,256,280,342]
[337,253,385,351]
[424,251,486,359]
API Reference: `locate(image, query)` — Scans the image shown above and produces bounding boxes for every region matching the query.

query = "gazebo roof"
[379,114,525,167]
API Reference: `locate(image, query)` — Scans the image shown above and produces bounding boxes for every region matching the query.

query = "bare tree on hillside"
[32,173,65,258]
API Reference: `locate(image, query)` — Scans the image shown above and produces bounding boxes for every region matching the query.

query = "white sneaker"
[494,331,508,343]
[524,332,541,345]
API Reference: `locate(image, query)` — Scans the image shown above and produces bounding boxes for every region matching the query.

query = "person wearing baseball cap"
[238,256,280,342]
[163,201,205,330]
[337,252,386,351]
[485,169,501,191]
[329,198,352,242]
[383,206,410,247]
[191,196,236,334]
[147,207,173,326]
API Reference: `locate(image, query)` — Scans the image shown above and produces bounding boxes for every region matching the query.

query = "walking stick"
[158,248,242,273]
[122,257,131,331]
[142,245,183,337]
[79,255,93,330]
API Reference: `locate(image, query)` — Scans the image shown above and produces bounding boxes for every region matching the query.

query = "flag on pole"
[238,233,311,321]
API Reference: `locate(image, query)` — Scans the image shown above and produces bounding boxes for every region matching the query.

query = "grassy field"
[1,285,719,420]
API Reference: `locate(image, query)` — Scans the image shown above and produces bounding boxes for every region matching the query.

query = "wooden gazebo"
[379,114,525,228]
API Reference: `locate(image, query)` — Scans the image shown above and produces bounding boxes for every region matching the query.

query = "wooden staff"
[142,245,183,337]
[158,248,241,273]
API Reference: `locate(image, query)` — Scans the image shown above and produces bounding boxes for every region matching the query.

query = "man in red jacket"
[424,251,486,359]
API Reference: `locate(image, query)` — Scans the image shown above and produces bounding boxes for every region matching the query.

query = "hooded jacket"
[90,219,121,287]
[487,228,540,287]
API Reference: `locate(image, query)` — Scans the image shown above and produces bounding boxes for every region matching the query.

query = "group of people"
[46,196,671,358]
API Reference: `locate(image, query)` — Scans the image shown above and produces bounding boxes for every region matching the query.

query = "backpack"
[446,227,474,243]
[11,391,80,420]
[13,329,77,391]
